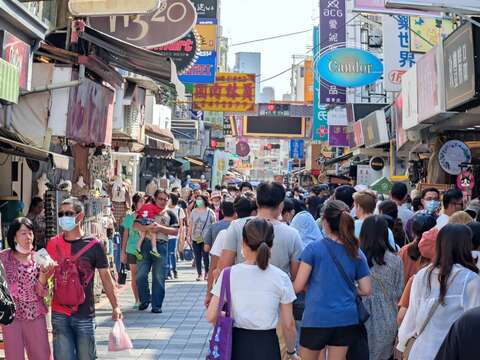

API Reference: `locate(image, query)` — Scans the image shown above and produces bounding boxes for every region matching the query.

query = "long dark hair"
[195,194,210,209]
[323,200,359,259]
[360,215,388,267]
[242,218,274,270]
[131,193,143,212]
[408,213,437,261]
[427,224,478,304]
[379,200,406,247]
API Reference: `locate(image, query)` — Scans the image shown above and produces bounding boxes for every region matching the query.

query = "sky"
[221,0,319,100]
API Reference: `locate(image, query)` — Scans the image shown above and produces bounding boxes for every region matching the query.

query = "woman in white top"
[206,218,299,360]
[397,224,480,359]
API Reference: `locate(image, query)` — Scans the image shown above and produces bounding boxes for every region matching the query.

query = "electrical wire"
[230,29,312,47]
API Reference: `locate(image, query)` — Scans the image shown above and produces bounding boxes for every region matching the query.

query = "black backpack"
[0,266,15,325]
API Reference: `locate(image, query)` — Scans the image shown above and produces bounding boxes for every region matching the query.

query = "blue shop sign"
[317,48,383,88]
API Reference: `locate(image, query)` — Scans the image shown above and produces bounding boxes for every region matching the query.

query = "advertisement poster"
[178,51,217,84]
[319,0,346,103]
[192,72,255,112]
[383,15,420,92]
[328,125,349,147]
[417,45,444,122]
[313,27,329,142]
[410,17,454,53]
[1,31,31,90]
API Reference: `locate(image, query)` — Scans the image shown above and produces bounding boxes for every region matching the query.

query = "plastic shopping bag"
[108,320,133,352]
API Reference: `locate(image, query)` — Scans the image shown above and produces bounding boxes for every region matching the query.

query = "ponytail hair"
[323,200,359,259]
[242,218,274,270]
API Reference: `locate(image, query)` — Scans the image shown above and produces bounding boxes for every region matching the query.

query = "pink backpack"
[53,236,98,311]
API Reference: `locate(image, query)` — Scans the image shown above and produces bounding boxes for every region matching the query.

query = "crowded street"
[1,0,480,359]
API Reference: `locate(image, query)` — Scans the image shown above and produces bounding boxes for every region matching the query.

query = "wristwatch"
[287,349,297,356]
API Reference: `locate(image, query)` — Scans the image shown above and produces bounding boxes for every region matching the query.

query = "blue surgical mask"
[426,200,440,215]
[59,216,77,231]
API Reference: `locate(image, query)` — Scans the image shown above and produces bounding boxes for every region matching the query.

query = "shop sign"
[236,141,250,157]
[392,95,408,151]
[438,140,472,176]
[69,0,161,16]
[352,121,364,147]
[417,45,445,122]
[357,165,382,187]
[149,30,199,75]
[89,0,197,48]
[370,156,385,171]
[457,169,475,191]
[401,65,418,130]
[178,51,217,84]
[304,59,314,103]
[383,15,420,92]
[319,0,346,104]
[0,58,19,103]
[328,125,349,148]
[0,31,31,90]
[443,23,477,110]
[243,116,306,138]
[289,139,305,159]
[313,26,328,141]
[259,103,290,116]
[353,0,441,16]
[385,0,480,14]
[192,72,255,112]
[410,17,454,53]
[360,110,389,148]
[195,22,217,52]
[317,48,383,88]
[327,106,348,126]
[190,0,217,19]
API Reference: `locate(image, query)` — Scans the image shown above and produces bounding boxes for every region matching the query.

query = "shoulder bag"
[206,267,234,360]
[324,241,370,324]
[0,259,15,325]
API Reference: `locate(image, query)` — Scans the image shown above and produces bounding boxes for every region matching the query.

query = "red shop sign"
[0,31,31,90]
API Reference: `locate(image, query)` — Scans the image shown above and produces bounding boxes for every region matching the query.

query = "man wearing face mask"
[405,188,440,242]
[46,198,122,360]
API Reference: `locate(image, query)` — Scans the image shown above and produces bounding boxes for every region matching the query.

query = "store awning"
[0,135,70,169]
[145,124,177,152]
[185,156,208,167]
[75,22,172,83]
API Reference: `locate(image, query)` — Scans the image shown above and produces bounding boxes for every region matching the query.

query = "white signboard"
[357,165,382,187]
[383,15,421,92]
[386,0,480,14]
[327,106,348,126]
[401,64,419,130]
[69,0,161,16]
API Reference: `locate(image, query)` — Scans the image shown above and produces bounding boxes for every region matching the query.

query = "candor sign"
[89,0,197,48]
[318,48,383,88]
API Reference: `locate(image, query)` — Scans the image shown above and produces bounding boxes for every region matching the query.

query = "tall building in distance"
[259,87,275,103]
[234,52,261,102]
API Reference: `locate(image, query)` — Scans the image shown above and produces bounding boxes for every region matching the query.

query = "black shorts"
[126,253,137,265]
[300,325,363,350]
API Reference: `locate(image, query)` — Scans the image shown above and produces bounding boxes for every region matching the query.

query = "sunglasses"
[58,211,77,218]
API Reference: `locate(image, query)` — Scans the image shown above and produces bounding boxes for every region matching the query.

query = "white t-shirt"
[436,213,449,230]
[212,263,296,330]
[210,229,227,257]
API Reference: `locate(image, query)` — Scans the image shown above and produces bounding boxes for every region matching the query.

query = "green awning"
[0,58,19,104]
[176,158,190,172]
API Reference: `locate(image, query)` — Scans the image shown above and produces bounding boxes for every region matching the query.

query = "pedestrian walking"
[207,218,299,360]
[290,201,324,246]
[188,194,216,281]
[359,215,404,360]
[467,221,480,269]
[203,200,236,252]
[397,224,480,360]
[379,200,407,248]
[390,182,414,229]
[121,192,145,308]
[0,217,53,360]
[134,190,179,313]
[166,192,186,279]
[47,198,122,359]
[293,200,372,360]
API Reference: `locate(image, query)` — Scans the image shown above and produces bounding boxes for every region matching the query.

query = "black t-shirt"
[434,307,480,360]
[49,237,109,318]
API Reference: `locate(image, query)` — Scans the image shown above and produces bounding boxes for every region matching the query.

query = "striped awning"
[0,58,19,103]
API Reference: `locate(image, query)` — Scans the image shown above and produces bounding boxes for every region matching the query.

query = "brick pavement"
[96,261,212,359]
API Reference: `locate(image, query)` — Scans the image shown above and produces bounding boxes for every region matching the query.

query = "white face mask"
[15,243,32,255]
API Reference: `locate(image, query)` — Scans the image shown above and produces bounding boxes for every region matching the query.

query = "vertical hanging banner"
[319,0,346,103]
[313,26,329,142]
[383,15,420,92]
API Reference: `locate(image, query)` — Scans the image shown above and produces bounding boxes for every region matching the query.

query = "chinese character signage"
[193,72,255,112]
[328,126,349,147]
[319,0,346,103]
[0,31,31,90]
[304,58,314,103]
[383,15,420,92]
[195,22,217,52]
[443,23,477,110]
[313,27,329,142]
[190,0,218,20]
[289,139,305,159]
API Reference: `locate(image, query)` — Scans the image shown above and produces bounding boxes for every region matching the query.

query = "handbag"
[402,300,439,359]
[183,244,193,261]
[118,264,127,285]
[194,210,212,244]
[206,267,234,360]
[323,241,370,324]
[0,262,15,325]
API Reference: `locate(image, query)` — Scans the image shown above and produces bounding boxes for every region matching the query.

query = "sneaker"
[196,275,202,282]
[151,308,162,314]
[138,302,150,311]
[204,273,208,281]
[150,250,161,259]
[134,249,143,261]
[173,270,178,279]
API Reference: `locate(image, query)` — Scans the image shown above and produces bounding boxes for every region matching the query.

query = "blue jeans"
[51,312,96,360]
[166,238,177,273]
[136,239,168,311]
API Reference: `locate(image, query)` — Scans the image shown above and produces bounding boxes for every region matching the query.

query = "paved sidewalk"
[96,261,212,359]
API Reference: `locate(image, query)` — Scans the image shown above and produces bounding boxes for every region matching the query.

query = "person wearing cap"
[210,191,222,221]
